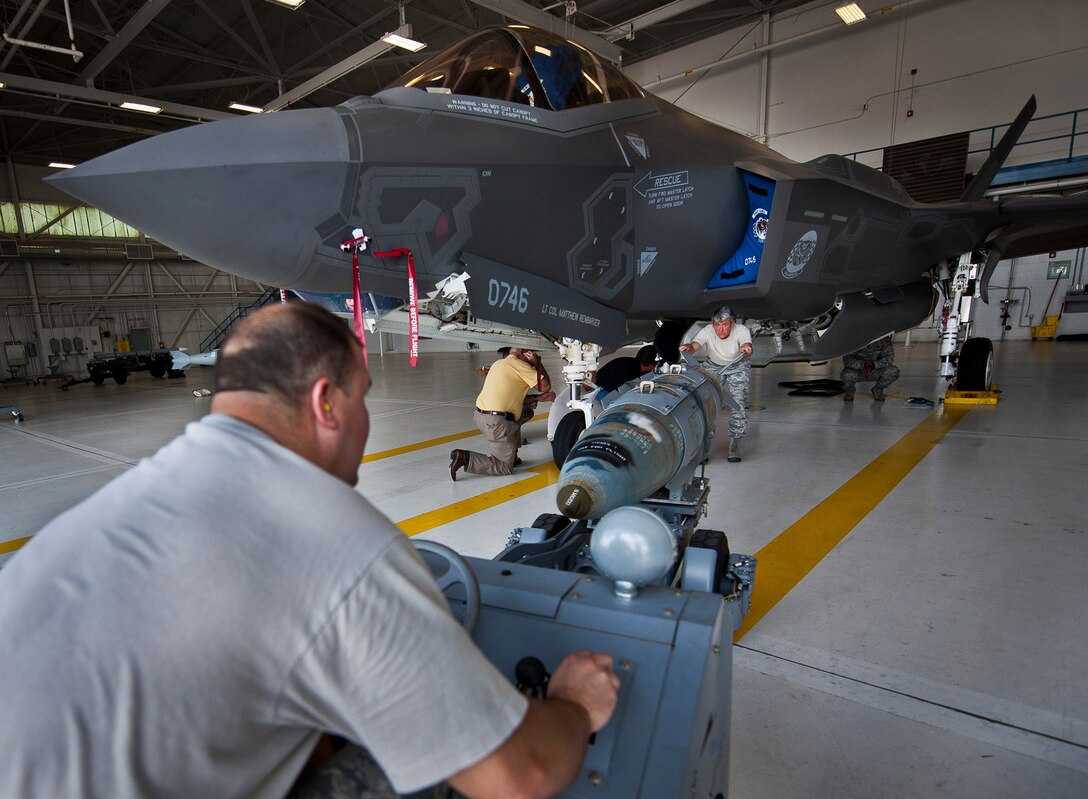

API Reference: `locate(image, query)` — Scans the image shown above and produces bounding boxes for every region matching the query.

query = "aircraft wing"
[918,194,1088,303]
[991,195,1088,258]
[291,290,554,352]
[364,308,554,351]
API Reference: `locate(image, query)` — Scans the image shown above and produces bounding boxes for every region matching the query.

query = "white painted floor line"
[0,464,125,493]
[736,633,1088,773]
[0,426,138,467]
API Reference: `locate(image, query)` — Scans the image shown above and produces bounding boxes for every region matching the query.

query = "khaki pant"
[464,411,520,475]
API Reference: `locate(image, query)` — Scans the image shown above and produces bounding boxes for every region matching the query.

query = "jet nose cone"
[48,108,354,288]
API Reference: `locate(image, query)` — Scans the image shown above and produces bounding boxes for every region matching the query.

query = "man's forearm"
[446,698,591,799]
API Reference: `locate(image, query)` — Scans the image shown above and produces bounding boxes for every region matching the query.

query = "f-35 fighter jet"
[50,25,1088,389]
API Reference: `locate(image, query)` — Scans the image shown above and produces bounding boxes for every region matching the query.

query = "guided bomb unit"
[471,361,755,798]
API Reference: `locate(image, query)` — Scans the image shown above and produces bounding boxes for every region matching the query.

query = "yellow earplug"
[323,402,331,413]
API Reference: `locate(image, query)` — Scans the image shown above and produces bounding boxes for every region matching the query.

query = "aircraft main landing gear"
[939,252,999,397]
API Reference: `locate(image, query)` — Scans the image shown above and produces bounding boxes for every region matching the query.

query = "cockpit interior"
[392,26,644,111]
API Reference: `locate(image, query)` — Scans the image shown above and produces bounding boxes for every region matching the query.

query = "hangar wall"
[0,159,271,380]
[624,0,1088,343]
[0,253,269,382]
[624,0,1088,162]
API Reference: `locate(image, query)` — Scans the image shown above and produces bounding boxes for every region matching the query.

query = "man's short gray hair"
[214,302,361,406]
[711,306,735,323]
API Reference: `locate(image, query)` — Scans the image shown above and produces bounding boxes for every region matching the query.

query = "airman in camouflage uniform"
[841,336,900,401]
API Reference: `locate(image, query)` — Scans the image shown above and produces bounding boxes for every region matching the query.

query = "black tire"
[529,513,571,539]
[89,371,105,385]
[148,363,166,379]
[551,411,586,468]
[112,368,128,385]
[956,337,993,391]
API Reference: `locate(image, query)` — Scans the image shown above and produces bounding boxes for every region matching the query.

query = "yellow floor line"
[362,416,546,463]
[397,462,560,537]
[7,402,968,630]
[2,418,553,555]
[362,430,480,463]
[0,536,31,555]
[734,405,971,641]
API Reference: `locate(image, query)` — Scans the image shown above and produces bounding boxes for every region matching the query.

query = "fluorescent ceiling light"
[120,101,162,114]
[835,2,867,25]
[381,32,426,52]
[228,102,264,114]
[49,162,76,169]
[265,0,304,9]
[0,82,6,89]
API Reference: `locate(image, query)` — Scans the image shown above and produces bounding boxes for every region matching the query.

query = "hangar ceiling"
[0,0,816,167]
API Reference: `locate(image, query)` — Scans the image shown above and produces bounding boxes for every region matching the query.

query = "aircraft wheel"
[551,411,585,468]
[112,368,128,385]
[956,337,993,391]
[411,540,480,634]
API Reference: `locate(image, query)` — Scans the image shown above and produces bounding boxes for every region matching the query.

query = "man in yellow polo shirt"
[451,348,554,479]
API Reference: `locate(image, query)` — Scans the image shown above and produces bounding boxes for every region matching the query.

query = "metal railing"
[845,105,1088,177]
[199,288,280,352]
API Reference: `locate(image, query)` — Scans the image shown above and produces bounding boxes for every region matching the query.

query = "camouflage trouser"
[287,744,449,799]
[840,364,900,392]
[709,359,750,439]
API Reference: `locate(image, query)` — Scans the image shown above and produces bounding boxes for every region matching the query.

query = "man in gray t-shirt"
[0,303,618,799]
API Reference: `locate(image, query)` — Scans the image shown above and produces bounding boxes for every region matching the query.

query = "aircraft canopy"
[391,26,644,111]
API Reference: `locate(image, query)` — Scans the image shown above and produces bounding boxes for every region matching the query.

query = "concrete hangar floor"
[1,338,1086,797]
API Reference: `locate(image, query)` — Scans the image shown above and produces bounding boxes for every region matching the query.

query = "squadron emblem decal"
[782,230,817,279]
[752,207,769,243]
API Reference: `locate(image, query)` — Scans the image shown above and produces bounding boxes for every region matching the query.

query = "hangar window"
[1,201,141,238]
[391,27,643,111]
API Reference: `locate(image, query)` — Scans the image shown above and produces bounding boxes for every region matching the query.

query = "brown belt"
[476,407,516,421]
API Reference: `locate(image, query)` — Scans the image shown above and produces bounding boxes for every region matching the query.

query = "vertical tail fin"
[960,95,1036,201]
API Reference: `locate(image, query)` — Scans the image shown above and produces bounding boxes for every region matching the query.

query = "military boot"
[727,438,741,463]
[872,387,885,401]
[842,390,855,402]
